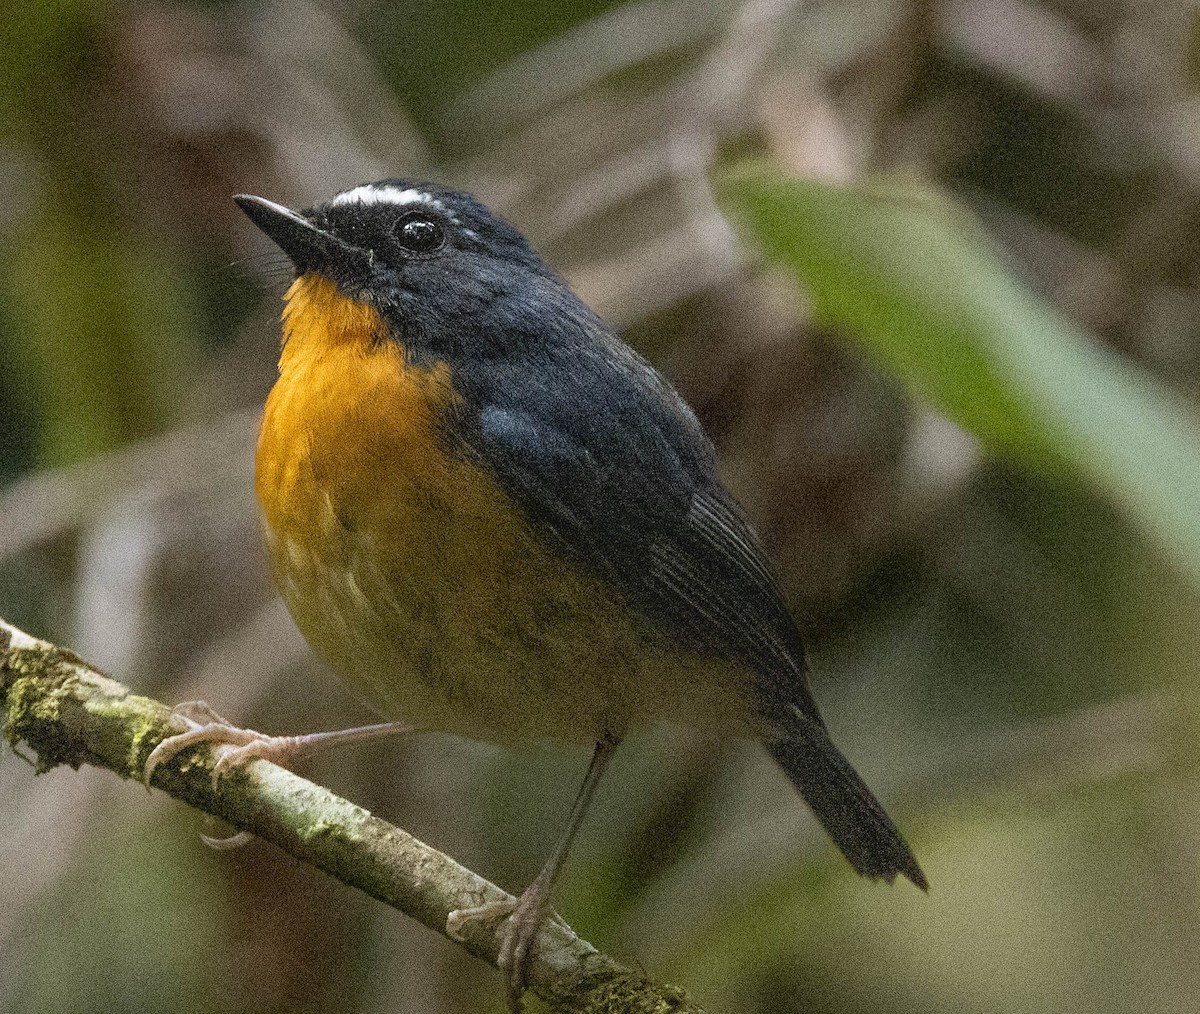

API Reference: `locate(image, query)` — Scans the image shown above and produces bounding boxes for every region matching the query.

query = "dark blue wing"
[449,300,820,724]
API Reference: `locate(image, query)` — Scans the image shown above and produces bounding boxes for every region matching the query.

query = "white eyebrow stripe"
[332,185,426,207]
[330,185,462,224]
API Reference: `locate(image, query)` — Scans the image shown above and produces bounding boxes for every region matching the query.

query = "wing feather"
[455,325,820,722]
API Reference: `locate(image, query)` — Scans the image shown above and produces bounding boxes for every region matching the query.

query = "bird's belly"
[263,491,745,744]
[264,490,579,742]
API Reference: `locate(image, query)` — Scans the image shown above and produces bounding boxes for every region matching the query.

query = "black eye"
[393,211,446,254]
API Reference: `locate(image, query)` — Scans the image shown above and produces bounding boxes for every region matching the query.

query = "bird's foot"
[143,700,308,792]
[447,878,565,1011]
[144,703,412,793]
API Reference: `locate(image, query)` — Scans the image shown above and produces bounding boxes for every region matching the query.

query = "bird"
[146,178,925,1007]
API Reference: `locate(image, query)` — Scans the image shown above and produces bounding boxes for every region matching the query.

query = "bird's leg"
[447,732,621,1011]
[143,700,414,791]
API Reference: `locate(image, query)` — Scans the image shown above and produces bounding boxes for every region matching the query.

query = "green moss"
[544,969,698,1014]
[298,818,356,846]
[120,709,164,777]
[1,648,81,773]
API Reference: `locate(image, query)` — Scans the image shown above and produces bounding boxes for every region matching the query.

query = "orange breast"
[256,273,466,548]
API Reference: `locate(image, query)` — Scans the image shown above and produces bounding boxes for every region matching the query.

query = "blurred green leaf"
[718,164,1200,590]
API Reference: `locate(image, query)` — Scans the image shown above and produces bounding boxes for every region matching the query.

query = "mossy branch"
[0,615,702,1014]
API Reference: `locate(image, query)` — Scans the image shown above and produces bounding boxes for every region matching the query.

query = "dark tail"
[764,704,927,890]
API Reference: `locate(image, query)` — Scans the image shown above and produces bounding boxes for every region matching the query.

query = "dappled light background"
[4,1,1200,1012]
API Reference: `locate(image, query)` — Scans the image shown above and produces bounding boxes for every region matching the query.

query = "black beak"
[233,194,345,272]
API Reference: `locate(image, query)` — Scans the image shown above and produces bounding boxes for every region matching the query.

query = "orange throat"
[254,273,458,546]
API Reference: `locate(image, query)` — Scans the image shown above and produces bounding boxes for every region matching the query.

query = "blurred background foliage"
[3,0,1200,1012]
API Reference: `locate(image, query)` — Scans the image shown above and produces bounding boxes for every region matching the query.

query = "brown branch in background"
[0,615,703,1014]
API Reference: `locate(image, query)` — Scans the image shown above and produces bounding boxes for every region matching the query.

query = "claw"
[143,705,210,789]
[445,896,517,944]
[447,882,558,1012]
[200,830,255,851]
